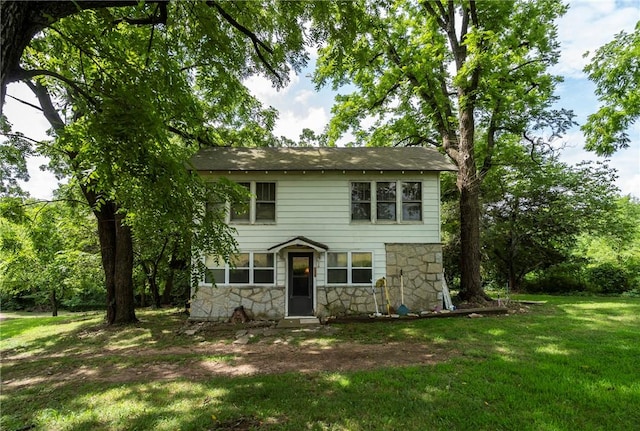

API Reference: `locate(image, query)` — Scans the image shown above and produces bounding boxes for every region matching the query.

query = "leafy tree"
[574,196,640,293]
[582,22,640,156]
[480,142,619,291]
[0,196,103,313]
[314,0,570,301]
[3,1,337,323]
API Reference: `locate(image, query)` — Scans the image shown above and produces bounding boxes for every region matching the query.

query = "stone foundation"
[190,285,286,321]
[316,286,378,317]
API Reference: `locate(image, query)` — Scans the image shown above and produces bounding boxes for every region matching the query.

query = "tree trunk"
[113,214,137,323]
[140,279,147,308]
[161,268,175,305]
[455,107,488,303]
[94,200,137,324]
[50,289,58,316]
[149,272,161,308]
[458,182,485,301]
[95,202,118,323]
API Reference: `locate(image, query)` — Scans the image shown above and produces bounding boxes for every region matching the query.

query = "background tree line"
[1,1,638,317]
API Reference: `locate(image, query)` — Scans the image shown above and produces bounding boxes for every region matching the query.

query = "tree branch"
[167,125,215,148]
[421,1,447,31]
[17,68,97,107]
[394,134,441,148]
[370,82,401,110]
[206,1,282,85]
[113,1,167,26]
[26,80,65,132]
[6,94,43,111]
[480,101,501,178]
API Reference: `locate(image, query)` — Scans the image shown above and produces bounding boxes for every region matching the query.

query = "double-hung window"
[350,182,371,221]
[327,251,373,285]
[376,182,396,221]
[230,182,251,222]
[255,182,276,221]
[204,252,275,285]
[350,180,422,223]
[402,182,422,221]
[230,182,276,223]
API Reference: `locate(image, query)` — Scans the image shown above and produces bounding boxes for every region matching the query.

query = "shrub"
[522,264,587,293]
[585,263,631,294]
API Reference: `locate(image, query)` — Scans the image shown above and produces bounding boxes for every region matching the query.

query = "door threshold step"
[277,317,321,328]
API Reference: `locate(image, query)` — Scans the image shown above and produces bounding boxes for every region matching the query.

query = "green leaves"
[582,23,640,156]
[479,142,620,289]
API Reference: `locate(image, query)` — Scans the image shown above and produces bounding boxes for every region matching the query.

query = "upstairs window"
[350,180,422,223]
[351,182,371,221]
[327,251,373,285]
[230,182,276,223]
[230,182,251,222]
[255,182,276,221]
[402,182,422,221]
[376,182,396,221]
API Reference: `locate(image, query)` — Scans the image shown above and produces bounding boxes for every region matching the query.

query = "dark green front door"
[288,253,314,316]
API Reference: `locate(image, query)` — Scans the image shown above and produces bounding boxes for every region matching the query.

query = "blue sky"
[6,0,640,198]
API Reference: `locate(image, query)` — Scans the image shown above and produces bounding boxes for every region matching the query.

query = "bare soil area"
[2,322,457,388]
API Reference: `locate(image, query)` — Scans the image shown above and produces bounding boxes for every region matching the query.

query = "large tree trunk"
[455,107,488,303]
[113,214,137,323]
[458,181,485,302]
[94,200,137,324]
[96,202,117,323]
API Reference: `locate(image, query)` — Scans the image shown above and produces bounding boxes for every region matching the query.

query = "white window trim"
[350,180,423,224]
[230,181,277,225]
[203,252,276,286]
[325,251,374,286]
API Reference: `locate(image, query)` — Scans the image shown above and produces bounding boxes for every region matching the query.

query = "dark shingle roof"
[190,146,457,172]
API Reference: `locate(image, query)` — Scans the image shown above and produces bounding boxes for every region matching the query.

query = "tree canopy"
[1,0,348,323]
[314,0,570,301]
[480,141,619,291]
[582,21,640,156]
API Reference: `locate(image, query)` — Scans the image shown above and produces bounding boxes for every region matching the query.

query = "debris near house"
[418,307,507,319]
[230,305,250,324]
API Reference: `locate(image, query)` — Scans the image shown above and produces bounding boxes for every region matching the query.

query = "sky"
[5,0,640,199]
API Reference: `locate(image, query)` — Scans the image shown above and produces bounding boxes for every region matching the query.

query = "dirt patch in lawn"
[2,322,457,388]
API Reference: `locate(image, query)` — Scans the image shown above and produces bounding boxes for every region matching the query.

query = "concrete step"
[276,317,321,328]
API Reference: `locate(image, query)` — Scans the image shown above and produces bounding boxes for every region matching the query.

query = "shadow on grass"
[2,298,640,430]
[3,351,639,431]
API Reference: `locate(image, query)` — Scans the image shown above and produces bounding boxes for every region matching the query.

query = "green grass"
[2,297,639,430]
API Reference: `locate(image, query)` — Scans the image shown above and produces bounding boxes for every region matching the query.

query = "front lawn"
[1,295,639,430]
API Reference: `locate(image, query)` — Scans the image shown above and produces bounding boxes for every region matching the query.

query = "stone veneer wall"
[190,285,285,321]
[385,243,444,312]
[190,243,444,321]
[316,243,444,317]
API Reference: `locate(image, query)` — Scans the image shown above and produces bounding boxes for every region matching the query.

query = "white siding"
[200,171,442,284]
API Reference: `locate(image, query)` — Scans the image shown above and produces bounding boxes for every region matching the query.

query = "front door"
[288,252,314,316]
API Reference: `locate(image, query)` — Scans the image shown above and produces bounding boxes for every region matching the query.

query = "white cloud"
[243,70,300,106]
[554,0,639,78]
[273,106,328,140]
[294,89,315,105]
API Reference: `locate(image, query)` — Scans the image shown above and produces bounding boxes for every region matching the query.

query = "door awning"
[268,236,329,253]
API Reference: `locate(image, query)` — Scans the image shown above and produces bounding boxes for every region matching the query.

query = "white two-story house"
[189,146,456,321]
